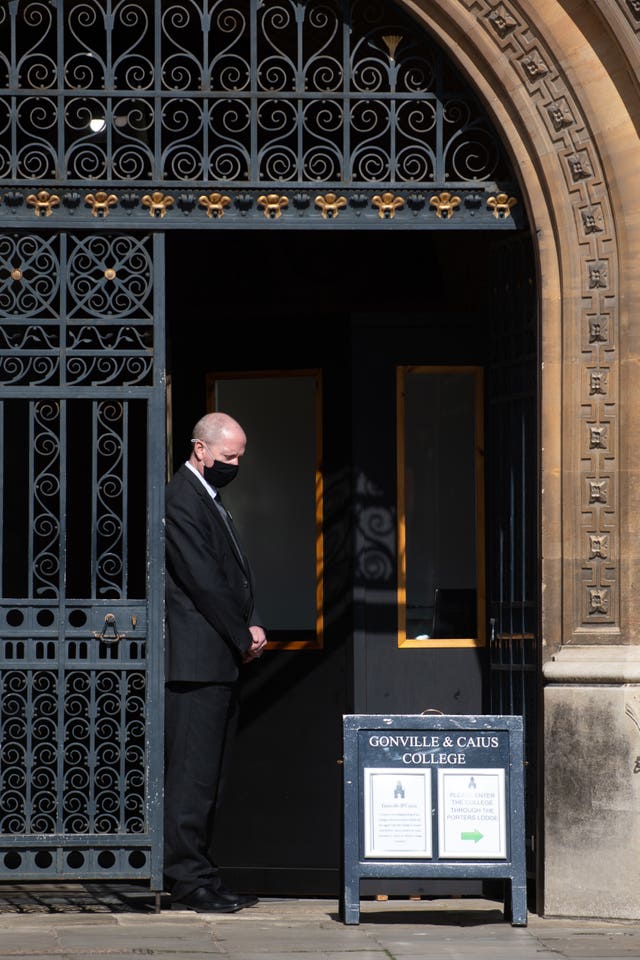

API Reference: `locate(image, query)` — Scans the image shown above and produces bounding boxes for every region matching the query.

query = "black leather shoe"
[171,885,242,913]
[216,885,259,909]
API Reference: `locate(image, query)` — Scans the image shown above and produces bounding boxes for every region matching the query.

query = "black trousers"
[163,680,239,900]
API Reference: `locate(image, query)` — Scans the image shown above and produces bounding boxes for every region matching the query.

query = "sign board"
[364,768,433,858]
[437,768,506,858]
[341,715,527,925]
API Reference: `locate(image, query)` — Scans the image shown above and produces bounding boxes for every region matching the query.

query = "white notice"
[437,768,507,859]
[363,768,432,858]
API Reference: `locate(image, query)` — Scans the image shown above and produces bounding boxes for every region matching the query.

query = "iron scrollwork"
[0,0,512,193]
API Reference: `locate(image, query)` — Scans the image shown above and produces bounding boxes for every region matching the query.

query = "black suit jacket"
[164,464,257,682]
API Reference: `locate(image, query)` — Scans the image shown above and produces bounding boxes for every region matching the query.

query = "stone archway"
[399,0,640,919]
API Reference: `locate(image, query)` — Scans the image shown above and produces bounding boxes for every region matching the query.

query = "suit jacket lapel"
[182,467,247,570]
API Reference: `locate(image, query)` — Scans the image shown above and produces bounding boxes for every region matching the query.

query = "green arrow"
[461,829,484,843]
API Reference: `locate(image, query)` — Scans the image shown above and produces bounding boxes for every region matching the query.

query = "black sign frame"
[341,714,527,925]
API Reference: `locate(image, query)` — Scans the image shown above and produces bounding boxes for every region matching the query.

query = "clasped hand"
[243,624,267,663]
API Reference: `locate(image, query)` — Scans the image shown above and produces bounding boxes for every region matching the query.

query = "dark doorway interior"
[164,228,536,897]
[166,229,497,444]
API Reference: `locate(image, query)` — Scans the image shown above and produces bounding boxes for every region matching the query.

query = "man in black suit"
[163,411,267,913]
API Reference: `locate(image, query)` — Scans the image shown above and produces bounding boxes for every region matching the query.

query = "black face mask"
[203,460,238,488]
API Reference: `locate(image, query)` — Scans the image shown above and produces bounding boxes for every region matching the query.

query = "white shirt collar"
[185,460,219,500]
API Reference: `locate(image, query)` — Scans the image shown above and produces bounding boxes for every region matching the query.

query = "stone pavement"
[0,885,639,960]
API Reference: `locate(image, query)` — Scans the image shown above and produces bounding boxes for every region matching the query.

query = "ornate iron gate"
[0,231,165,893]
[486,235,539,887]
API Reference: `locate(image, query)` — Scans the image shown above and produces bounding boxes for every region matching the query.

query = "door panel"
[350,315,488,717]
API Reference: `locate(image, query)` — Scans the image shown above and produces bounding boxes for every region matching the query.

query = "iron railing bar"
[88,666,97,833]
[0,401,3,592]
[342,0,351,180]
[26,667,34,833]
[118,670,127,831]
[57,404,67,835]
[519,404,528,730]
[0,834,154,846]
[5,88,449,101]
[250,0,258,181]
[91,400,98,600]
[59,397,68,647]
[123,402,129,597]
[27,400,35,601]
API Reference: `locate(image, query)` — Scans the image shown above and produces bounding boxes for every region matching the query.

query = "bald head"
[192,412,245,448]
[189,412,247,479]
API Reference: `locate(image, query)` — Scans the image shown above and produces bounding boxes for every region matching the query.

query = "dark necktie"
[214,494,245,566]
